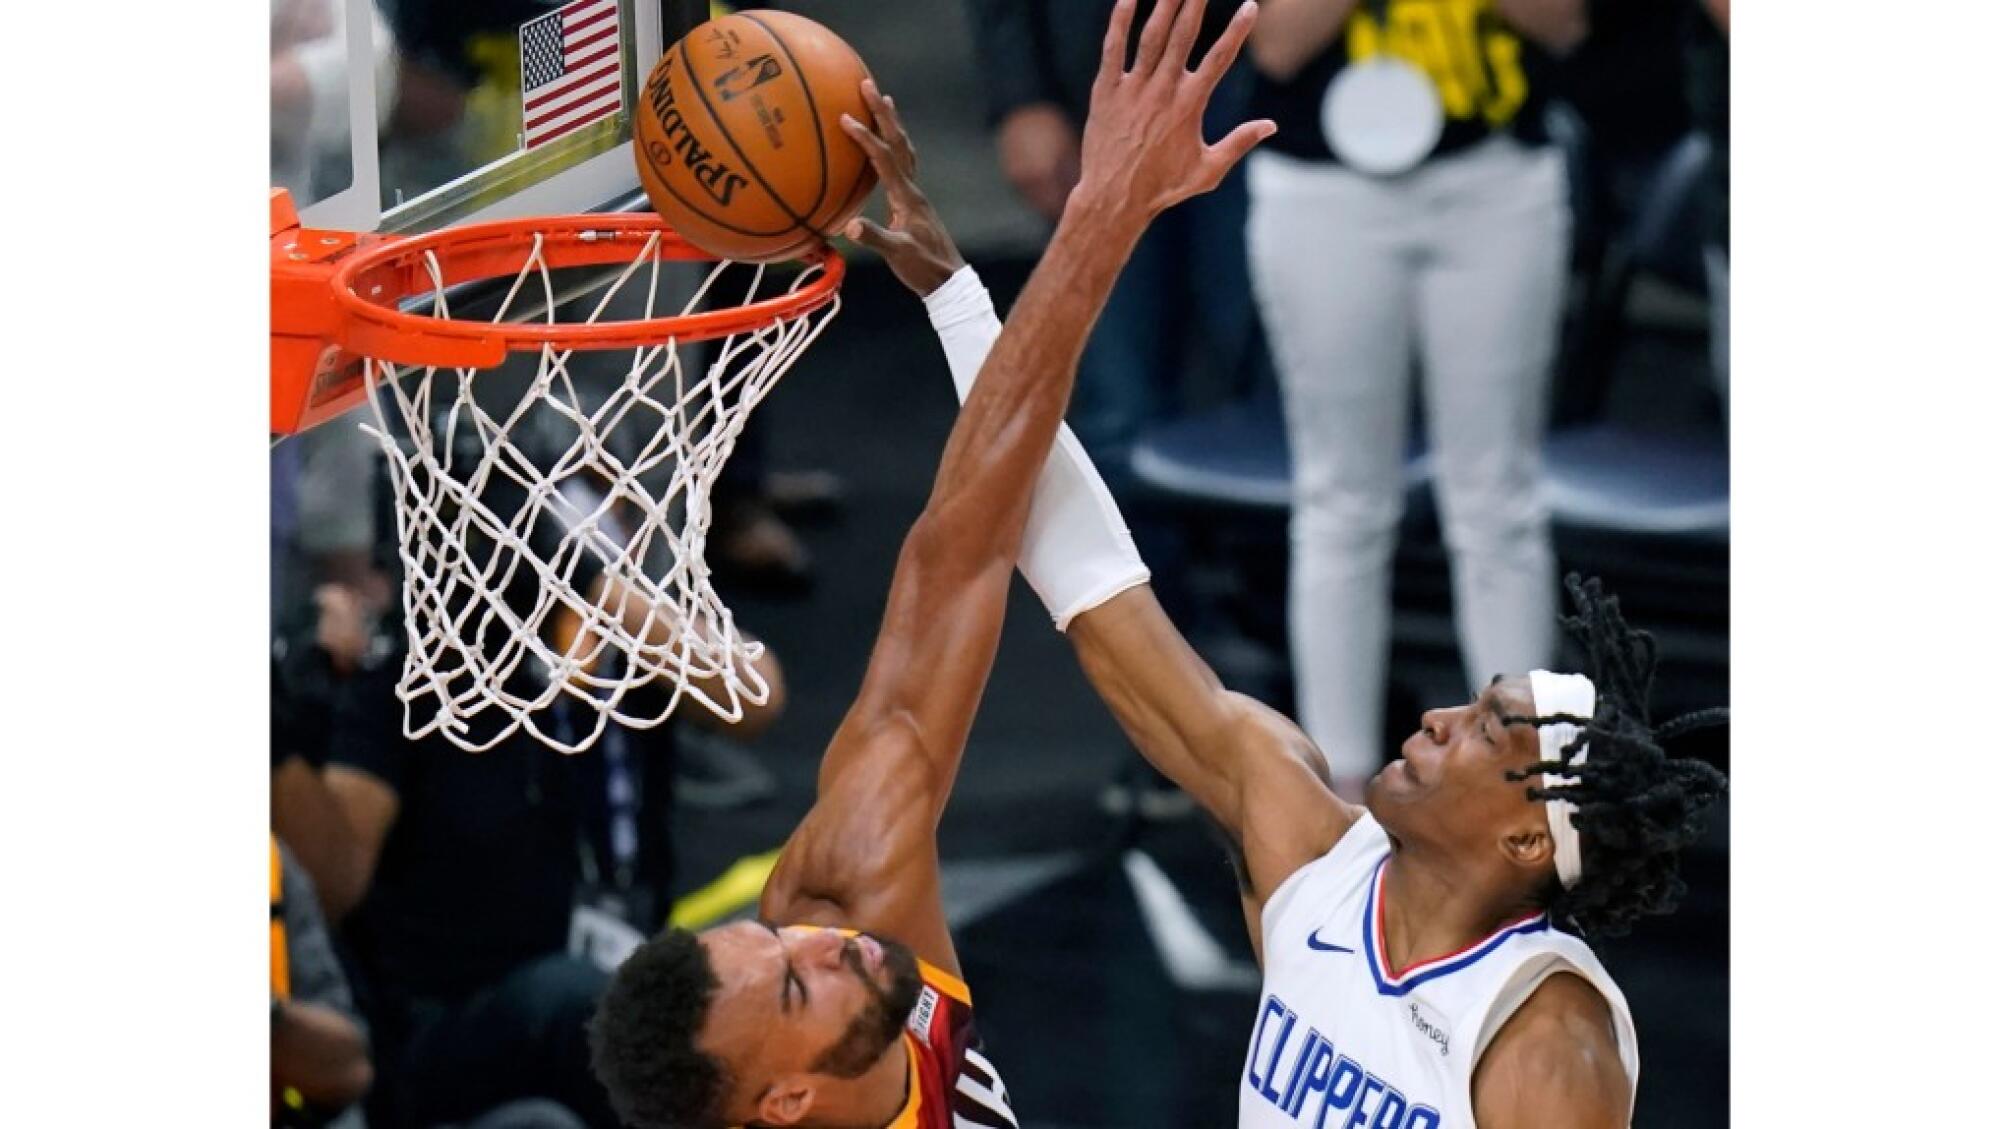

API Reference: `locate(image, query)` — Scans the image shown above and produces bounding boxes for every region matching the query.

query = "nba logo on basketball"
[715,56,783,102]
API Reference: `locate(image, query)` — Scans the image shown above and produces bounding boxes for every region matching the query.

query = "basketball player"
[588,4,1276,1128]
[852,78,1729,1129]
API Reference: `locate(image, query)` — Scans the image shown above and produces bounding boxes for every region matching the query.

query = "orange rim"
[329,213,844,370]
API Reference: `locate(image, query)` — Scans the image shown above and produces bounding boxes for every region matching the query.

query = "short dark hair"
[589,927,733,1129]
[1505,575,1729,938]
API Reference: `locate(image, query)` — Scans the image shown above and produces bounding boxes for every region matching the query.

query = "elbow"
[331,1056,374,1107]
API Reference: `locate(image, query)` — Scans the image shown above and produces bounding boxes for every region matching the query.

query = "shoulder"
[1473,972,1631,1129]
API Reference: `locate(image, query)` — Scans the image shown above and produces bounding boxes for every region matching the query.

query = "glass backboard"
[274,1,712,235]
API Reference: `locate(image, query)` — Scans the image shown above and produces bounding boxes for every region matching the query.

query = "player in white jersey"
[849,30,1728,1113]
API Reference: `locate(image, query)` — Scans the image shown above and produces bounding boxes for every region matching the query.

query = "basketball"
[635,12,877,263]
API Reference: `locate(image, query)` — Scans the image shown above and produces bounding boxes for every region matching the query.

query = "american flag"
[519,0,624,150]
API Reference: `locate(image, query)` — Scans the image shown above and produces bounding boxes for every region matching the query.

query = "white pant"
[1247,138,1568,778]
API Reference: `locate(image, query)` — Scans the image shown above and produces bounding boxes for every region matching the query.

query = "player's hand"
[996,103,1083,223]
[839,81,967,298]
[1073,0,1275,223]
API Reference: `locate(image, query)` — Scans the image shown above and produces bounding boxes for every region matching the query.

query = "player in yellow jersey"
[587,4,1275,1127]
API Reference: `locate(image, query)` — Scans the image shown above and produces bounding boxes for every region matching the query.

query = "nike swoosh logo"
[1306,930,1354,954]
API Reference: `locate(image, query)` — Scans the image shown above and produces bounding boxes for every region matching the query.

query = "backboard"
[274,1,712,236]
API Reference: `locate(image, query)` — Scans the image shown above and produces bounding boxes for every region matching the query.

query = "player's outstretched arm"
[857,96,1352,938]
[763,0,1274,968]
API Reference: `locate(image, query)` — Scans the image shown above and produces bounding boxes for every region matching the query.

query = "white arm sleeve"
[923,266,1151,631]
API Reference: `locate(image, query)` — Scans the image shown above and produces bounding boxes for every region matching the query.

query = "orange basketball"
[634,12,877,264]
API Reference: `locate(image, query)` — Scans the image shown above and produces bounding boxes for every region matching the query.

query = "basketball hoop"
[271,189,844,753]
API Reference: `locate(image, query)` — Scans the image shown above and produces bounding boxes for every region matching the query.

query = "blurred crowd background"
[271,2,1730,1127]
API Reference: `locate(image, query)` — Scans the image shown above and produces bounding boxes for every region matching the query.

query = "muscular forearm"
[925,268,1150,628]
[918,191,1145,562]
[1492,0,1588,54]
[824,204,1141,785]
[925,280,1234,812]
[272,998,373,1107]
[1250,0,1360,81]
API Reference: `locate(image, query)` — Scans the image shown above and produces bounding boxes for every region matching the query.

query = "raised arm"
[761,0,1275,964]
[857,46,1357,955]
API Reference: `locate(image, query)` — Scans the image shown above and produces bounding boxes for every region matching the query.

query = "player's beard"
[808,935,923,1078]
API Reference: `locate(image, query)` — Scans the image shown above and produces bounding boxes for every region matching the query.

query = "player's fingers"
[1192,1,1258,95]
[879,93,918,173]
[840,112,903,185]
[1201,118,1278,183]
[864,78,916,170]
[859,80,910,162]
[843,216,911,256]
[1132,0,1182,77]
[842,110,925,215]
[842,216,884,247]
[1099,0,1137,80]
[1165,0,1208,73]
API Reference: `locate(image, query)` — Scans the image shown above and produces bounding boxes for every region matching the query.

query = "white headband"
[1528,670,1596,890]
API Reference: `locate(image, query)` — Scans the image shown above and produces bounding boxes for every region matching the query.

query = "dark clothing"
[1553,0,1694,161]
[965,0,1242,125]
[275,840,370,1129]
[330,659,679,1129]
[279,843,369,1036]
[396,955,616,1129]
[387,1,552,85]
[330,665,593,1007]
[1251,0,1554,166]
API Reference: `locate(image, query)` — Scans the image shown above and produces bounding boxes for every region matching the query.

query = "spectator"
[966,0,1266,491]
[273,836,373,1129]
[272,449,785,1128]
[272,578,394,923]
[270,834,592,1129]
[296,641,779,1128]
[1244,0,1586,795]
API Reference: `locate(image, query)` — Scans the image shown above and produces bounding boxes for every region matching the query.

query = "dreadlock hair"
[589,927,733,1129]
[1501,575,1729,939]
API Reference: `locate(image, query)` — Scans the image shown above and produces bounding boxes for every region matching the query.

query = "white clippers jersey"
[1239,815,1639,1129]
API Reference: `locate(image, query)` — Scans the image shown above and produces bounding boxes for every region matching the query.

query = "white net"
[358,231,838,753]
